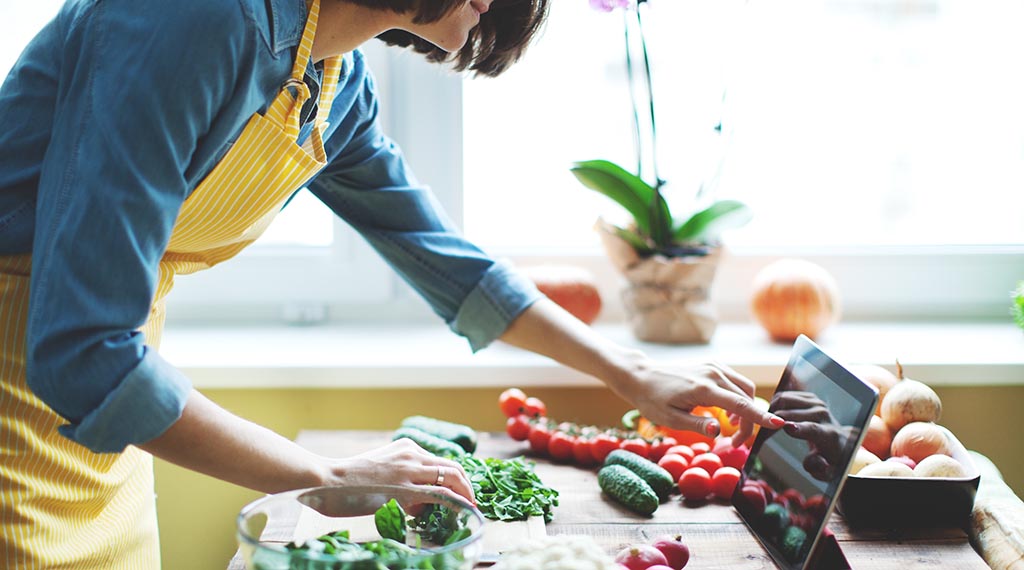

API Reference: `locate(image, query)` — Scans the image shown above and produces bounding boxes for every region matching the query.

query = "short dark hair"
[345,0,550,78]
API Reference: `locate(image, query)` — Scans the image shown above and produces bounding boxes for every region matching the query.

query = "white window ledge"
[160,321,1023,389]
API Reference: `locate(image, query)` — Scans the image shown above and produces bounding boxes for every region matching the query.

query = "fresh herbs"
[265,501,467,570]
[456,455,559,523]
[373,499,407,543]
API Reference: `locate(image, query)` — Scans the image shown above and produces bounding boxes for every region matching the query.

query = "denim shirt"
[0,0,540,453]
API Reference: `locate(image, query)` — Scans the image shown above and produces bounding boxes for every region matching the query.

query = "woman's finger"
[712,361,755,398]
[705,385,785,429]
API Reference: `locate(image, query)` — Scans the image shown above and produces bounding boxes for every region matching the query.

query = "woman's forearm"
[138,389,331,494]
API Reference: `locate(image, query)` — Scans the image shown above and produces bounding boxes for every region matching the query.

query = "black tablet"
[732,335,878,570]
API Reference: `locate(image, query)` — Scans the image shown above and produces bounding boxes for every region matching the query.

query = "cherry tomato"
[506,414,532,441]
[528,423,552,456]
[690,452,723,475]
[690,441,712,455]
[522,396,547,418]
[619,437,651,459]
[499,388,528,418]
[664,445,695,463]
[711,466,742,500]
[572,438,597,465]
[677,467,712,500]
[548,432,576,462]
[740,484,767,514]
[590,433,620,462]
[657,453,689,482]
[648,436,679,462]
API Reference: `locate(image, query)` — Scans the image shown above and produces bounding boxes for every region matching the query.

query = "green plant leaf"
[673,199,752,244]
[612,225,655,255]
[570,160,666,238]
[1012,281,1024,331]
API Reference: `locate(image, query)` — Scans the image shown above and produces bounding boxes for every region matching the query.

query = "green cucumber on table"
[399,416,478,453]
[597,464,659,516]
[603,449,675,500]
[391,426,466,458]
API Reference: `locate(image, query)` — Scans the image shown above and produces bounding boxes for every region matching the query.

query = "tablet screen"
[733,335,877,570]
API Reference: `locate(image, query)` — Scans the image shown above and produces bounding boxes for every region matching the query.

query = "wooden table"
[229,430,991,570]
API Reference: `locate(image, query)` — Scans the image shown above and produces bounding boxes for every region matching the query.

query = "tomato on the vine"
[522,396,547,418]
[572,438,597,465]
[528,423,552,455]
[590,433,620,462]
[547,432,576,462]
[648,436,679,462]
[499,388,528,418]
[505,414,532,441]
[619,437,651,459]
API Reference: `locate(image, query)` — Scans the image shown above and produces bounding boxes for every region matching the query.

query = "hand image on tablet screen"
[770,391,859,482]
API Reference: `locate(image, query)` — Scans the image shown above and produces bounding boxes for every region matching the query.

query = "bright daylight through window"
[463,0,1024,250]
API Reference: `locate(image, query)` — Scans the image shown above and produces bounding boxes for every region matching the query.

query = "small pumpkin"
[521,265,603,325]
[750,258,841,342]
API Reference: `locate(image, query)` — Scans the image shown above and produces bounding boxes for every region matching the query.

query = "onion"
[856,461,916,478]
[861,415,893,459]
[890,422,951,463]
[914,454,969,478]
[750,259,841,342]
[880,364,942,432]
[848,364,899,416]
[850,447,881,475]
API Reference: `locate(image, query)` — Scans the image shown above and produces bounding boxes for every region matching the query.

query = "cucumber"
[597,464,659,516]
[603,449,674,500]
[392,426,466,458]
[400,415,478,453]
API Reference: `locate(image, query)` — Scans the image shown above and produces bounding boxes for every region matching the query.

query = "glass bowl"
[237,485,485,570]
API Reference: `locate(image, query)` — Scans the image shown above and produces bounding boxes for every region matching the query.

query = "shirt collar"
[265,0,308,55]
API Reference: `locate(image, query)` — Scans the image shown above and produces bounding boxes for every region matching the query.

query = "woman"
[0,0,784,566]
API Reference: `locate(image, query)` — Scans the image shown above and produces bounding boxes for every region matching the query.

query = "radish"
[652,534,691,569]
[615,545,669,569]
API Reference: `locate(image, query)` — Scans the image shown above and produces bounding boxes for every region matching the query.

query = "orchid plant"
[572,0,751,258]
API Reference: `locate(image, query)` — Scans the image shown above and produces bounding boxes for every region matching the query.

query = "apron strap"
[268,0,323,138]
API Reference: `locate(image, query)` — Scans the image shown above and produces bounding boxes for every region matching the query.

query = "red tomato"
[548,432,576,462]
[619,437,651,459]
[690,452,723,475]
[740,484,767,514]
[712,439,750,471]
[711,466,742,500]
[572,438,597,465]
[690,441,712,455]
[664,445,695,463]
[677,467,712,500]
[657,453,689,482]
[522,396,547,418]
[648,436,679,462]
[499,388,528,418]
[528,423,552,456]
[505,415,531,441]
[590,433,620,462]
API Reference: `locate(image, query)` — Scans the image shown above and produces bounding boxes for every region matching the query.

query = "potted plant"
[571,0,751,343]
[1013,281,1024,332]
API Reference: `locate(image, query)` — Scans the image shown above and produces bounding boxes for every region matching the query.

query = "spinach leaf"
[373,498,407,542]
[457,455,559,523]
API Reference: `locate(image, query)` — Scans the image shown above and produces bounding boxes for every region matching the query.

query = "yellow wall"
[155,385,1024,570]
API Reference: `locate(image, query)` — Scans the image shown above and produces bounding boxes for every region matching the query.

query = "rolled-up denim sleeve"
[308,70,541,351]
[18,0,247,452]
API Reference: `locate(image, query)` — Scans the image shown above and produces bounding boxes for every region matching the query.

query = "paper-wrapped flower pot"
[596,219,722,344]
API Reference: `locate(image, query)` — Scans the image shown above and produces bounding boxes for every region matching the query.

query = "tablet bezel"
[732,335,878,570]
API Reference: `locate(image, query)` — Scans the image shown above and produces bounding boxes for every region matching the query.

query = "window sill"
[160,320,1023,389]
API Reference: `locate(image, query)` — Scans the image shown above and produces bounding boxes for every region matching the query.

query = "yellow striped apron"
[0,0,341,566]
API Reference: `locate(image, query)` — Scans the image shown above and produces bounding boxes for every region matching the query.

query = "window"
[460,0,1024,320]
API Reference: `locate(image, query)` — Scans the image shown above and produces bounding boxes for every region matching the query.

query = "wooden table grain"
[228,430,990,570]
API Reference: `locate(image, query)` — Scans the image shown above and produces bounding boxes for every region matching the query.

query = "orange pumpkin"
[750,258,841,342]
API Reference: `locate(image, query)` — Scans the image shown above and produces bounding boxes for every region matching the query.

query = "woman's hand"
[326,438,475,508]
[620,356,786,447]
